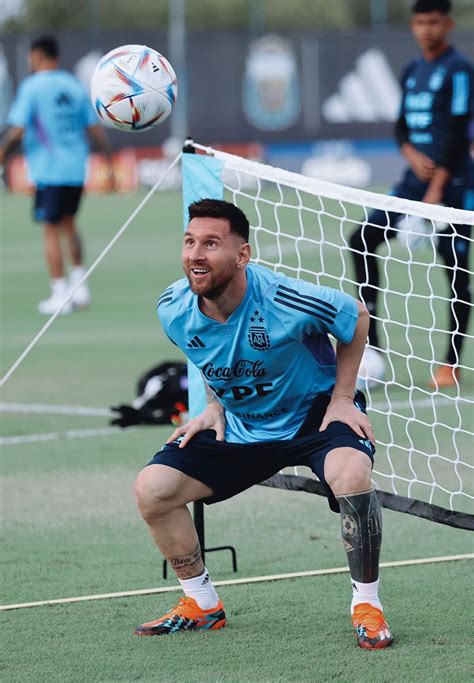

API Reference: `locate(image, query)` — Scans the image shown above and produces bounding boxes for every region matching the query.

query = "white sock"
[51,278,68,295]
[351,578,382,613]
[70,266,86,283]
[178,569,219,610]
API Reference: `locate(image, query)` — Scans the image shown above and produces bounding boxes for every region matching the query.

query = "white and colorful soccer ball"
[356,348,386,392]
[90,44,177,132]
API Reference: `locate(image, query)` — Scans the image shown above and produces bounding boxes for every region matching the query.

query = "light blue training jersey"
[7,70,97,186]
[157,263,359,443]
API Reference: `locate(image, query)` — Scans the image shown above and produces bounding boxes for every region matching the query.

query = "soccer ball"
[90,44,177,132]
[356,348,386,392]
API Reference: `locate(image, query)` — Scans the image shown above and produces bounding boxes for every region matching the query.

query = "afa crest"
[248,309,271,351]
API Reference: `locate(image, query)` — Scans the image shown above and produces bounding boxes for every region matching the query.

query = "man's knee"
[324,448,373,496]
[134,465,183,522]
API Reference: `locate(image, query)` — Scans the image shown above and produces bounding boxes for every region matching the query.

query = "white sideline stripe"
[0,427,134,445]
[1,554,472,612]
[0,403,114,417]
[1,395,472,446]
[371,395,474,411]
[2,393,471,420]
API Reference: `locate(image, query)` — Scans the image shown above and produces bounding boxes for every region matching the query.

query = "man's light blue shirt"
[7,69,97,186]
[157,263,359,443]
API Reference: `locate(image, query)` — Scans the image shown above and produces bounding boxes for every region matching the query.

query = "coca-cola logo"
[202,359,267,381]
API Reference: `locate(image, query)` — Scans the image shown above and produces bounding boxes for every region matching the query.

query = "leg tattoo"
[336,490,382,583]
[169,543,204,580]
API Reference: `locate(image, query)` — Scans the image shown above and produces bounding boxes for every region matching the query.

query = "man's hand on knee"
[319,397,375,445]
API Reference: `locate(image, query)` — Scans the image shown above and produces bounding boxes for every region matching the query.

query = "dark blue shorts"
[147,391,375,512]
[34,185,83,224]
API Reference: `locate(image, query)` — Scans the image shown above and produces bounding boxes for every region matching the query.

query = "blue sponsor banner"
[182,153,224,416]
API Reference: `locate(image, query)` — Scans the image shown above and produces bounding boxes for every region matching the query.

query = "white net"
[194,144,474,515]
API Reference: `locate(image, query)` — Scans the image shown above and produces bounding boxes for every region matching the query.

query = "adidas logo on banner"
[322,48,401,123]
[187,336,206,348]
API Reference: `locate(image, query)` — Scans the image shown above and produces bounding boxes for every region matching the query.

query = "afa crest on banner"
[243,35,301,132]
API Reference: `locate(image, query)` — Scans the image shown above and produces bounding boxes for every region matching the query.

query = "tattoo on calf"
[169,543,204,579]
[337,490,382,583]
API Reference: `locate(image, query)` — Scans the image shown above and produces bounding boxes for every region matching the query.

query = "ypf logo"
[248,309,270,351]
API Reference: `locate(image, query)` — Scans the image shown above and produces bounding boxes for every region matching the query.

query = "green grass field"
[1,189,473,682]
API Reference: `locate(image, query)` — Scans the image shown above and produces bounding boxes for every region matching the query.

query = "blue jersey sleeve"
[156,285,179,346]
[272,278,358,344]
[7,79,35,128]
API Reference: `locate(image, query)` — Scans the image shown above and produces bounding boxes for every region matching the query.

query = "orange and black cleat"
[428,365,460,389]
[352,603,393,650]
[134,596,226,636]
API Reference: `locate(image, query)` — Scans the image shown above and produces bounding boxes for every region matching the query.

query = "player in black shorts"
[350,0,473,388]
[133,199,393,649]
[0,36,114,314]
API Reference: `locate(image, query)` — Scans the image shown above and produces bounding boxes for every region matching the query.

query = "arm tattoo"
[169,543,204,579]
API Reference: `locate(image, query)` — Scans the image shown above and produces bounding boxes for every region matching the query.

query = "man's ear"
[237,242,251,268]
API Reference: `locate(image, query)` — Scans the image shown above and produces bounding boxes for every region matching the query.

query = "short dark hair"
[30,35,59,59]
[411,0,452,14]
[188,198,250,242]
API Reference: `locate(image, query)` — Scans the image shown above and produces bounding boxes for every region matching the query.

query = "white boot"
[69,266,91,309]
[356,348,386,391]
[38,278,73,315]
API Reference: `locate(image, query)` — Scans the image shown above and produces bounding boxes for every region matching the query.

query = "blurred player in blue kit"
[350,0,473,389]
[0,35,114,314]
[133,199,393,650]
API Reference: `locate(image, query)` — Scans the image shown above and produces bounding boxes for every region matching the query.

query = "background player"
[134,199,393,650]
[0,35,114,314]
[349,0,473,389]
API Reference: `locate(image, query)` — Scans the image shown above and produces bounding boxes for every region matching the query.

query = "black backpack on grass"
[110,361,188,428]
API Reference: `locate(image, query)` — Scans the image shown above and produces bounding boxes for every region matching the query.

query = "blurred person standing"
[0,35,114,314]
[349,0,473,389]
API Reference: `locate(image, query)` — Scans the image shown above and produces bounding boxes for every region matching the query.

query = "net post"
[163,148,239,579]
[162,501,237,579]
[183,137,195,154]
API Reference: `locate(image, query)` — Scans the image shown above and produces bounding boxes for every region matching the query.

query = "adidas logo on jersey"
[187,336,206,348]
[55,92,73,106]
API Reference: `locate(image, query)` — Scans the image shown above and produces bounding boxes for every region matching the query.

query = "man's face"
[182,216,247,298]
[411,12,452,52]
